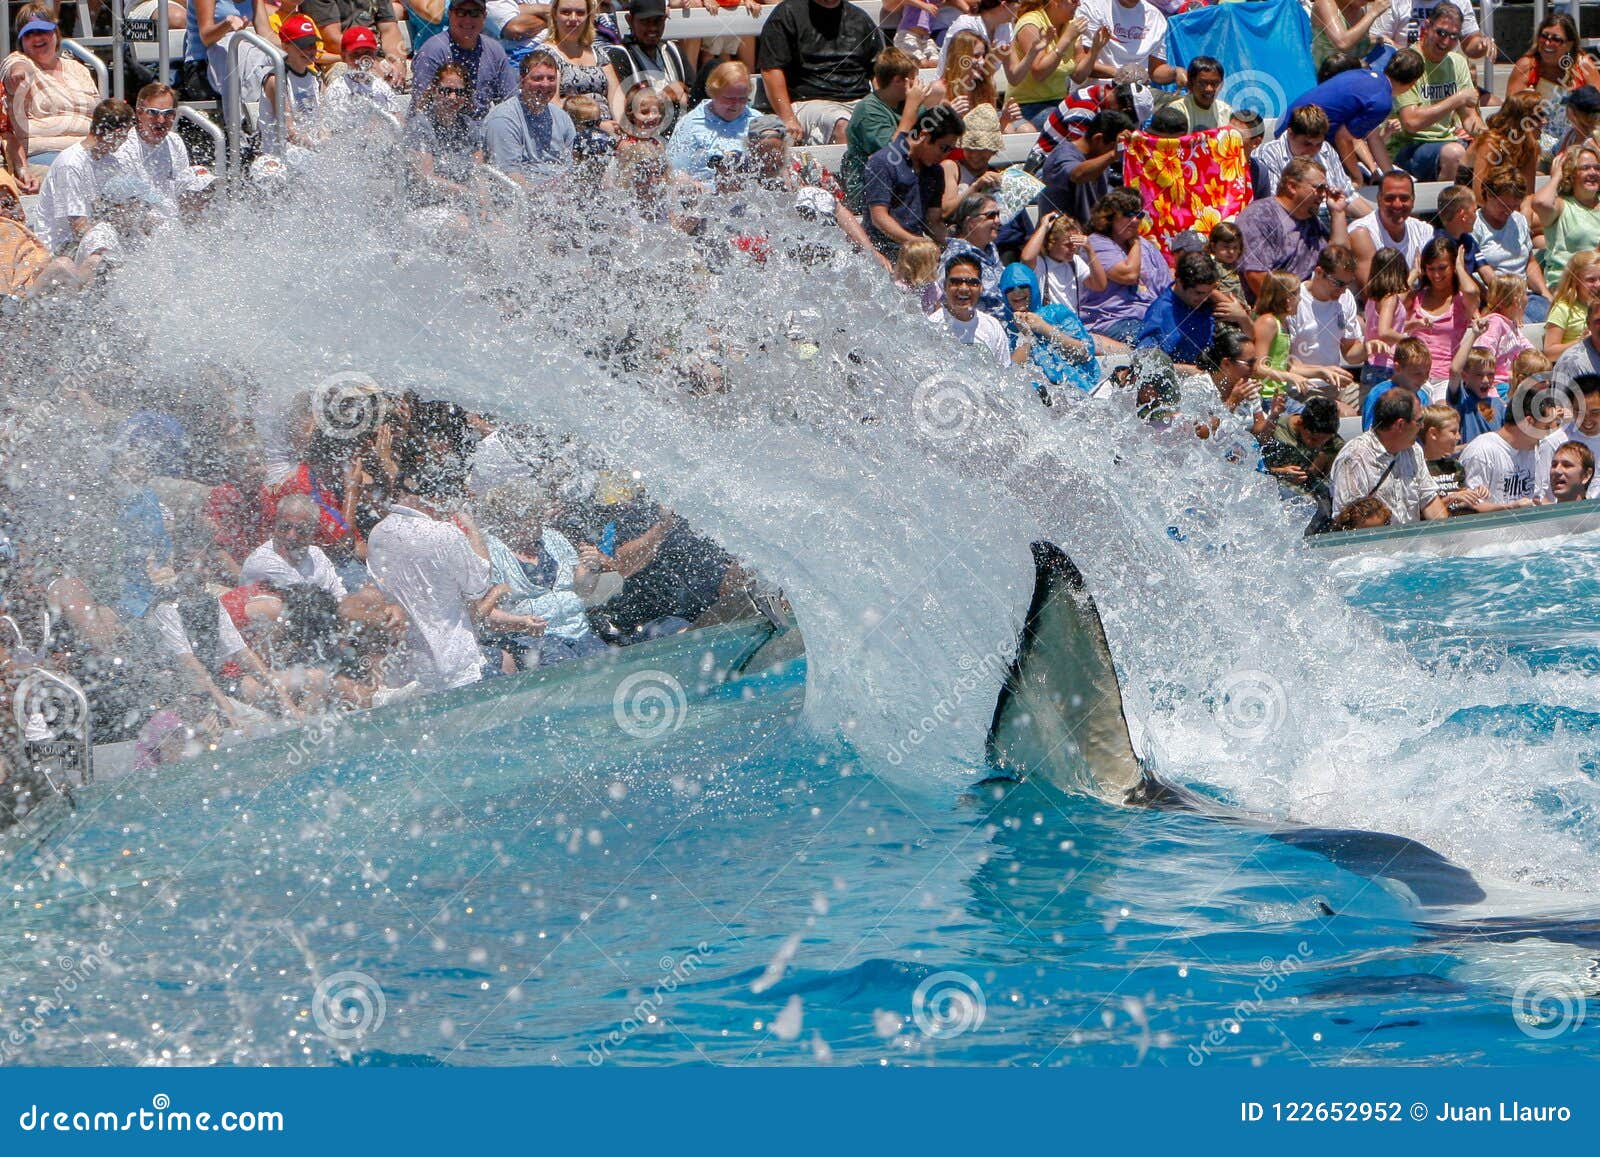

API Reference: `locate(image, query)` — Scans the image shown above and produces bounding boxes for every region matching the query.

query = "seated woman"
[1078,187,1171,345]
[1,5,100,193]
[998,261,1099,398]
[476,479,609,670]
[939,29,1025,134]
[402,63,485,232]
[0,169,95,297]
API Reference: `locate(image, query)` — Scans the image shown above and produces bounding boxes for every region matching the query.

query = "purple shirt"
[1237,196,1330,286]
[1079,234,1172,335]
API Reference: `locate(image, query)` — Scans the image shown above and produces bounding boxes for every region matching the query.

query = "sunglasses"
[946,276,983,287]
[436,86,468,95]
[977,209,1001,221]
[1539,31,1571,43]
[137,106,177,118]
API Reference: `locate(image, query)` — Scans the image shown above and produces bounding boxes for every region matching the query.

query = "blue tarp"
[1164,0,1315,121]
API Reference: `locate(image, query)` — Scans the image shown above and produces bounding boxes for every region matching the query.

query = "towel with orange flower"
[1122,126,1253,268]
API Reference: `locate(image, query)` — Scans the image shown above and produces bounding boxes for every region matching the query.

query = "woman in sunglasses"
[1077,187,1171,345]
[1508,12,1600,160]
[939,192,1007,315]
[403,64,485,212]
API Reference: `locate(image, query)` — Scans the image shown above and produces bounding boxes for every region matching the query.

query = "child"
[1512,348,1552,389]
[1332,496,1392,531]
[1361,336,1431,430]
[567,95,617,172]
[1542,249,1600,360]
[1021,211,1106,312]
[893,0,944,66]
[1419,402,1465,490]
[1474,272,1536,381]
[1252,271,1313,406]
[1361,248,1411,393]
[1446,337,1505,443]
[259,13,325,156]
[895,237,943,315]
[622,84,669,143]
[1207,221,1246,306]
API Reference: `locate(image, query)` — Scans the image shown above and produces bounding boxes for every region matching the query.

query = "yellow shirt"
[1008,11,1074,106]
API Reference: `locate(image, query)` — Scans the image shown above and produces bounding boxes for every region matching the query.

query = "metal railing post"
[158,0,172,87]
[112,0,124,100]
[225,30,286,177]
[177,102,226,163]
[60,38,110,97]
[1479,0,1493,94]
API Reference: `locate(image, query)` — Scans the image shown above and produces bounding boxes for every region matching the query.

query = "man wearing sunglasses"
[116,82,209,212]
[928,253,1017,367]
[1388,1,1485,182]
[1236,156,1349,301]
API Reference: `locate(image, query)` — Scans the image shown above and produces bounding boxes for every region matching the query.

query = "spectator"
[1280,48,1421,183]
[1349,168,1432,285]
[1360,335,1431,428]
[1534,144,1600,290]
[1261,394,1344,498]
[1543,249,1600,360]
[544,0,623,128]
[240,494,349,600]
[1418,400,1465,489]
[998,260,1100,395]
[1380,0,1493,62]
[302,0,408,88]
[1330,386,1449,523]
[1406,235,1478,390]
[1536,374,1600,500]
[893,0,942,66]
[1554,301,1600,396]
[1466,90,1543,206]
[1252,105,1370,218]
[1331,494,1393,529]
[1,5,99,193]
[941,0,1036,88]
[1430,183,1483,280]
[1388,1,1484,182]
[184,0,277,107]
[1021,208,1107,312]
[1506,13,1600,162]
[1445,338,1504,443]
[1473,169,1546,322]
[0,168,94,296]
[1036,108,1132,228]
[1009,0,1098,129]
[1163,56,1230,132]
[1208,221,1246,305]
[928,252,1015,366]
[893,235,943,313]
[607,0,692,117]
[1079,0,1179,88]
[941,191,1006,315]
[757,0,883,145]
[115,83,202,212]
[323,26,407,126]
[403,63,485,217]
[1196,324,1266,417]
[35,99,135,256]
[666,60,753,181]
[483,51,576,184]
[1459,380,1555,508]
[842,48,927,212]
[940,30,1023,132]
[938,104,1006,217]
[1546,440,1597,502]
[1236,157,1350,300]
[410,0,519,124]
[1135,251,1242,370]
[1290,244,1364,406]
[1470,272,1535,380]
[1310,0,1386,70]
[737,114,888,266]
[148,589,307,724]
[862,103,963,260]
[1078,186,1170,343]
[1361,247,1410,390]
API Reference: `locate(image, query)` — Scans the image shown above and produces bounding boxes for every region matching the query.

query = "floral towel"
[1123,126,1253,267]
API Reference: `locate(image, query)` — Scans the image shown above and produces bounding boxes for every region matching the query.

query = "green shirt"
[1261,414,1344,493]
[1169,92,1232,132]
[1393,50,1472,146]
[843,91,901,213]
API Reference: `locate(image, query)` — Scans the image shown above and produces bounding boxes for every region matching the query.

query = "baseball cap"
[278,12,318,43]
[452,0,487,12]
[1566,85,1600,114]
[628,0,668,15]
[18,17,57,37]
[341,25,378,53]
[178,164,217,193]
[746,114,786,141]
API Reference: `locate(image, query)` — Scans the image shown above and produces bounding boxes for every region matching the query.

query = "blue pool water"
[5,536,1599,1068]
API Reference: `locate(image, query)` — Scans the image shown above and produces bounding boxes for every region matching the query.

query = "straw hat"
[959,103,1005,153]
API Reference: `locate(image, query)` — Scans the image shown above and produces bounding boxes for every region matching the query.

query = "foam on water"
[9,141,1600,895]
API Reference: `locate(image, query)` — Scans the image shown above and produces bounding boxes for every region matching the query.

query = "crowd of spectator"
[5,0,1600,795]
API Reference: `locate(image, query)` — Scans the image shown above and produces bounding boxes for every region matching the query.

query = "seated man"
[1251,105,1371,218]
[409,0,519,125]
[929,253,1015,367]
[1259,395,1344,497]
[1459,380,1555,509]
[1536,374,1600,501]
[1387,1,1485,182]
[1236,158,1350,300]
[1547,441,1596,503]
[1331,387,1449,523]
[240,495,348,599]
[483,50,575,185]
[35,99,135,255]
[1135,252,1248,370]
[862,104,963,260]
[116,82,212,214]
[1350,169,1433,286]
[757,0,884,145]
[1161,56,1230,131]
[1036,109,1133,226]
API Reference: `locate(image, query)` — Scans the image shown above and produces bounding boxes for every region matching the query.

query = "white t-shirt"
[1471,210,1533,280]
[241,541,349,600]
[929,307,1011,366]
[1031,252,1092,312]
[1253,137,1355,198]
[35,142,128,253]
[259,68,323,156]
[149,600,248,668]
[116,130,190,204]
[938,14,1014,68]
[323,69,405,128]
[1080,0,1167,75]
[1350,212,1432,272]
[1460,430,1540,504]
[1330,431,1441,523]
[1291,288,1363,368]
[367,504,493,691]
[1378,0,1480,47]
[1536,424,1600,500]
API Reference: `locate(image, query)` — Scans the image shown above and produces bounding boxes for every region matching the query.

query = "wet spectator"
[894,236,943,313]
[240,494,349,600]
[1036,107,1131,224]
[1281,49,1420,182]
[257,14,326,155]
[1162,56,1230,132]
[1418,401,1465,489]
[1543,249,1600,360]
[148,590,307,724]
[1251,105,1369,218]
[1022,208,1106,312]
[323,26,407,126]
[1330,387,1448,523]
[1,5,99,193]
[1536,374,1600,500]
[1331,495,1392,529]
[1534,144,1600,290]
[1349,168,1431,285]
[842,48,927,212]
[608,0,691,116]
[303,0,408,88]
[1078,186,1170,343]
[1290,244,1363,406]
[1546,440,1597,502]
[1236,157,1349,299]
[404,63,484,212]
[544,0,623,128]
[1135,252,1241,370]
[666,60,752,181]
[862,103,962,260]
[35,99,134,255]
[757,0,883,145]
[1473,170,1545,322]
[929,252,1014,366]
[484,51,576,184]
[410,0,519,124]
[1388,2,1484,182]
[998,260,1100,395]
[115,83,202,212]
[1260,395,1344,498]
[941,191,1006,315]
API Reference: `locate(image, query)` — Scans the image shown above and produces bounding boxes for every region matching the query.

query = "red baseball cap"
[278,13,318,44]
[341,25,377,53]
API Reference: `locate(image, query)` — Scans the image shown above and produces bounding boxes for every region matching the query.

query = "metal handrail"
[59,37,109,98]
[177,102,226,165]
[224,30,287,177]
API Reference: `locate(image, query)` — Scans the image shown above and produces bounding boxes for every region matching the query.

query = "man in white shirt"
[1553,306,1600,397]
[1079,0,1180,86]
[323,25,406,130]
[928,254,1014,367]
[1350,169,1434,285]
[115,82,193,213]
[1537,374,1600,500]
[1291,245,1365,403]
[1380,0,1493,61]
[241,494,349,599]
[367,469,497,692]
[1330,387,1448,523]
[1460,385,1551,509]
[35,98,135,254]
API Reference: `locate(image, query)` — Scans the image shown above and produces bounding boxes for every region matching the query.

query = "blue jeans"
[1099,317,1144,345]
[1393,139,1450,181]
[1018,100,1058,131]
